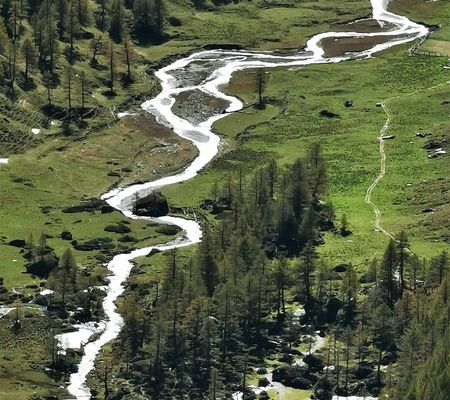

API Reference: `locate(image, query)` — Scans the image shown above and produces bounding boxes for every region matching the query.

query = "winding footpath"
[59,0,429,398]
[364,102,396,241]
[365,79,450,244]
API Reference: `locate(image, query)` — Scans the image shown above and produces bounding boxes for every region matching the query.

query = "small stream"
[55,0,428,398]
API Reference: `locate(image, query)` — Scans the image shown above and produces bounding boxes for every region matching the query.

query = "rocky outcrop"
[104,224,131,234]
[272,364,317,389]
[26,254,59,278]
[62,198,114,214]
[72,237,115,251]
[303,354,325,372]
[133,192,169,217]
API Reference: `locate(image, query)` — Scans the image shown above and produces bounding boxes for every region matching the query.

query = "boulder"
[104,224,131,234]
[315,388,332,400]
[101,205,115,214]
[352,362,375,379]
[303,354,324,372]
[26,255,58,278]
[61,231,73,240]
[292,377,313,390]
[155,224,181,236]
[272,365,308,386]
[325,297,343,323]
[146,248,162,257]
[8,239,26,247]
[320,110,340,118]
[258,377,270,387]
[62,198,111,214]
[34,295,50,307]
[25,283,39,289]
[118,235,138,243]
[106,390,125,400]
[259,391,270,400]
[381,351,397,365]
[72,237,115,251]
[168,16,182,26]
[334,263,348,273]
[133,192,169,217]
[256,368,268,375]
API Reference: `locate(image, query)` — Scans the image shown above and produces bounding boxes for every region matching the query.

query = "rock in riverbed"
[133,192,169,217]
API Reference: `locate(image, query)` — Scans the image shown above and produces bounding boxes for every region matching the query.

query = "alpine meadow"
[0,0,448,400]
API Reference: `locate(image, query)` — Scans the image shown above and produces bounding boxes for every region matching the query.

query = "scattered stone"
[26,255,59,278]
[303,354,325,372]
[155,225,181,236]
[101,205,115,214]
[256,367,268,375]
[146,248,162,257]
[421,208,434,213]
[334,264,348,273]
[104,224,131,234]
[25,283,39,289]
[325,297,343,323]
[259,391,270,400]
[62,198,111,214]
[320,110,340,118]
[61,231,73,240]
[292,377,313,389]
[118,235,138,243]
[34,294,50,307]
[168,16,182,27]
[381,351,397,365]
[72,237,115,251]
[344,100,353,107]
[315,388,332,400]
[380,135,395,140]
[352,362,375,379]
[376,102,382,107]
[416,131,427,138]
[258,377,270,387]
[8,239,26,248]
[107,171,121,177]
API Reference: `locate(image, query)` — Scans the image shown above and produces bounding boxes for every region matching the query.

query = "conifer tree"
[397,230,409,297]
[380,239,398,307]
[109,0,123,42]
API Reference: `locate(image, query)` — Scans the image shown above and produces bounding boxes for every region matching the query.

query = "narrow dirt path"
[364,81,449,243]
[364,102,396,241]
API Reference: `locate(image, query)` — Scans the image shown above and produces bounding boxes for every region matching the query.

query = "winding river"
[61,0,428,398]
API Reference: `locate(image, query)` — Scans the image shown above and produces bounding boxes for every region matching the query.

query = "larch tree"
[20,38,37,84]
[397,230,410,297]
[380,239,398,308]
[109,0,123,42]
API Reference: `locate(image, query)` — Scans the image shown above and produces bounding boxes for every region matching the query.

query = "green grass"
[139,0,371,60]
[0,314,66,400]
[0,116,192,287]
[390,0,450,56]
[162,50,450,268]
[269,388,312,400]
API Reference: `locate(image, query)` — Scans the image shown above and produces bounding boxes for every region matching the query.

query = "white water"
[0,307,14,318]
[61,0,427,398]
